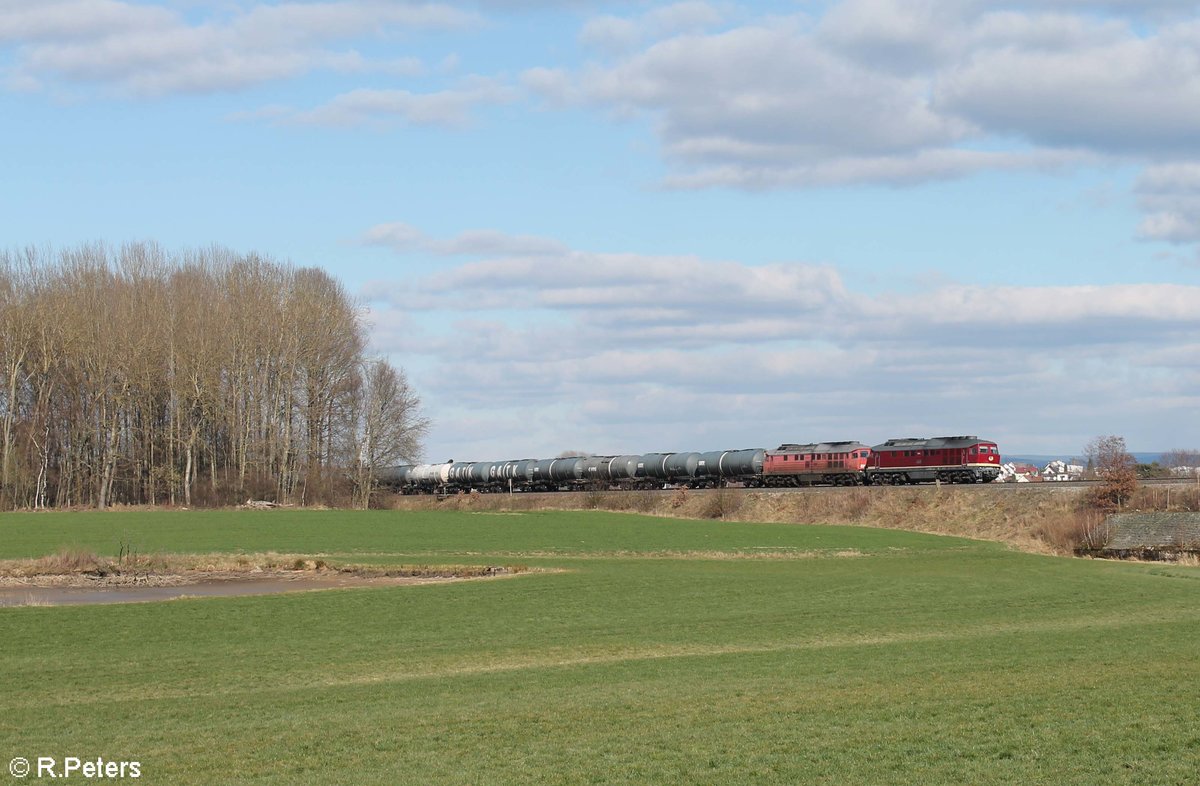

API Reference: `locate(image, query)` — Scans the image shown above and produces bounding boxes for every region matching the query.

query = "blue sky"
[3,0,1200,461]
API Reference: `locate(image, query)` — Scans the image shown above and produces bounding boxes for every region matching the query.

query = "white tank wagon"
[376,461,454,492]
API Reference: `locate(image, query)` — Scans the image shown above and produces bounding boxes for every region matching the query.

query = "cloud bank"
[365,224,1200,459]
[5,0,1200,250]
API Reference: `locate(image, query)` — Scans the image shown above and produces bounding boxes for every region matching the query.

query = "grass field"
[2,509,1199,785]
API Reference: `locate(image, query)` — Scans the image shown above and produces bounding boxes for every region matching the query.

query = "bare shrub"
[583,487,607,510]
[1082,476,1138,512]
[33,548,102,574]
[626,491,657,513]
[1129,484,1200,512]
[701,488,743,520]
[18,545,170,578]
[1036,509,1111,552]
[841,489,871,520]
[1082,435,1139,511]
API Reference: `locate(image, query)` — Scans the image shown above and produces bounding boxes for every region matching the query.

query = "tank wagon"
[381,435,1000,494]
[380,448,766,494]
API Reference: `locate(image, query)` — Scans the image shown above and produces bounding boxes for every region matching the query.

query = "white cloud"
[0,0,478,97]
[934,20,1200,154]
[580,1,725,54]
[282,78,516,127]
[579,16,639,53]
[1136,163,1200,243]
[661,148,1092,189]
[364,222,568,255]
[521,66,577,106]
[364,222,428,251]
[817,0,969,72]
[382,250,850,326]
[373,226,1200,333]
[877,283,1200,324]
[0,0,175,42]
[566,6,1200,182]
[517,1,1200,256]
[582,24,968,164]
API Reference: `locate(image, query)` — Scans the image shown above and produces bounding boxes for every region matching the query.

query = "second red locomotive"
[866,436,1001,485]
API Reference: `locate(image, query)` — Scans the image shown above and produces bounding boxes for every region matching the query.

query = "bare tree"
[0,242,423,509]
[290,267,364,504]
[1161,448,1200,474]
[1083,435,1138,510]
[0,256,33,506]
[350,360,428,508]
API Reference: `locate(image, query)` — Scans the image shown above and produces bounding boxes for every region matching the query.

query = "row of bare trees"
[0,243,426,510]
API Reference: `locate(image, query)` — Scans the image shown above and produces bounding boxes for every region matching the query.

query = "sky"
[3,0,1200,462]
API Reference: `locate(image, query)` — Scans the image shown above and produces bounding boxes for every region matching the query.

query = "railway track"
[419,476,1196,500]
[719,477,1194,494]
[755,476,1193,492]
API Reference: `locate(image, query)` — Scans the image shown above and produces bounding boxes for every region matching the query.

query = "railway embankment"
[387,482,1200,556]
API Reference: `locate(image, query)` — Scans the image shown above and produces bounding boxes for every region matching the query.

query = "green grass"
[2,509,1199,785]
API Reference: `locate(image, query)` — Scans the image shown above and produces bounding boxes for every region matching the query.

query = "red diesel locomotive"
[759,441,872,486]
[758,436,1000,486]
[865,436,1001,485]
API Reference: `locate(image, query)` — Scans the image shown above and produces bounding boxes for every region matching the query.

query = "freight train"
[380,435,1002,494]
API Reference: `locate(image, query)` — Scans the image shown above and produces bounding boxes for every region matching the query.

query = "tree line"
[0,243,427,510]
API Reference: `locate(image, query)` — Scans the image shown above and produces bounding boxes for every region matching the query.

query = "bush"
[1081,467,1139,511]
[700,488,743,520]
[1035,509,1111,552]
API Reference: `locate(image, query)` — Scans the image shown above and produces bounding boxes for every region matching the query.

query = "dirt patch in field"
[0,551,532,607]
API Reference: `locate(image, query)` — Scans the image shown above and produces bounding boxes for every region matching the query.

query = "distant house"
[1042,460,1084,481]
[1013,463,1040,480]
[997,462,1041,482]
[998,463,1036,482]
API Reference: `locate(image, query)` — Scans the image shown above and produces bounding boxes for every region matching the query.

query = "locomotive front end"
[966,439,1002,482]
